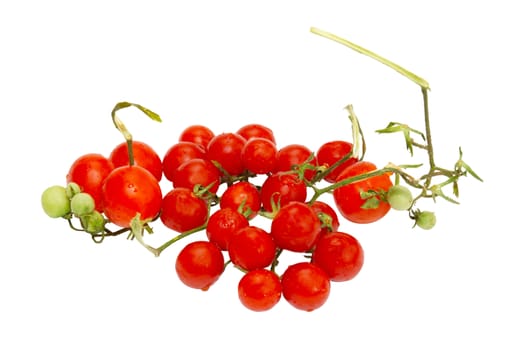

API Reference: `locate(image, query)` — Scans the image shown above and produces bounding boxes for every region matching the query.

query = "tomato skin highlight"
[241,137,278,175]
[333,161,393,224]
[160,187,209,233]
[281,262,330,312]
[206,208,249,250]
[109,140,163,182]
[270,201,321,252]
[238,269,282,312]
[101,165,162,228]
[175,241,224,291]
[228,226,276,271]
[206,132,247,176]
[311,231,364,282]
[260,172,307,213]
[179,125,215,148]
[162,141,207,183]
[173,158,221,194]
[66,153,114,213]
[236,124,276,144]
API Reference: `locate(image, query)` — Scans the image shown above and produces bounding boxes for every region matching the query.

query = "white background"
[1,1,522,349]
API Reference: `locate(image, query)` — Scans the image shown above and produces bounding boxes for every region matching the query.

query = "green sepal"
[376,122,426,156]
[398,163,424,169]
[130,214,160,257]
[430,185,460,205]
[361,196,381,209]
[455,147,483,182]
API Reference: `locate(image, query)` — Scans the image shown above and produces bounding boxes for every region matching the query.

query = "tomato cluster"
[40,28,481,312]
[41,120,411,313]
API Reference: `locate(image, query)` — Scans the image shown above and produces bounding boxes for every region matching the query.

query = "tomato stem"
[110,101,162,166]
[310,27,430,90]
[270,248,283,275]
[345,104,366,160]
[153,223,208,256]
[421,88,436,186]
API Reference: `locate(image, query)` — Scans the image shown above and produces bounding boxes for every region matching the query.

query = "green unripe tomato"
[41,185,71,218]
[387,185,413,211]
[66,182,82,199]
[416,211,436,230]
[70,192,95,216]
[81,210,105,233]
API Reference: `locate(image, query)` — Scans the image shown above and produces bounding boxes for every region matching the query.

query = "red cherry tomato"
[101,165,162,228]
[275,144,318,181]
[270,201,321,252]
[281,262,330,312]
[179,125,215,148]
[175,241,224,291]
[238,269,282,312]
[236,124,276,144]
[260,172,307,213]
[173,158,221,194]
[228,226,276,271]
[66,153,114,212]
[206,132,247,176]
[316,140,358,183]
[162,141,206,183]
[109,140,163,182]
[220,181,261,219]
[311,231,364,282]
[333,161,393,224]
[241,137,278,175]
[206,207,249,250]
[160,187,209,233]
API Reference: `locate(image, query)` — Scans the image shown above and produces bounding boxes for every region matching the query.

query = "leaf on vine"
[430,185,460,205]
[453,181,460,198]
[360,190,378,199]
[109,101,162,154]
[361,196,381,209]
[112,101,162,122]
[359,190,383,209]
[398,163,424,169]
[376,122,426,156]
[455,147,484,182]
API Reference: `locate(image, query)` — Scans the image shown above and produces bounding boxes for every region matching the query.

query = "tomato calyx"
[193,183,220,205]
[316,212,336,233]
[236,199,254,220]
[130,213,161,256]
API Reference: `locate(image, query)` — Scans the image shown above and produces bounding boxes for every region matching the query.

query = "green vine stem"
[152,223,208,257]
[421,88,436,176]
[309,27,430,90]
[309,27,482,206]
